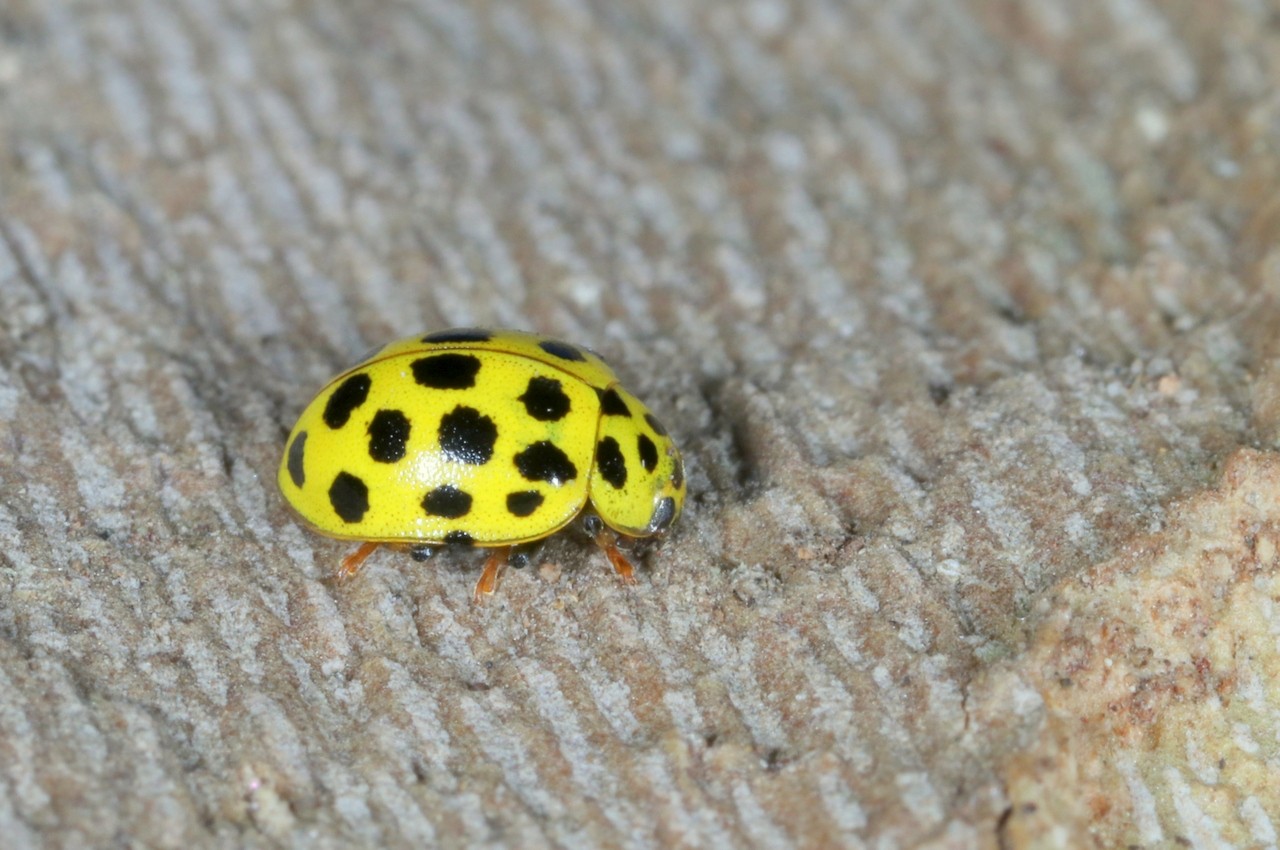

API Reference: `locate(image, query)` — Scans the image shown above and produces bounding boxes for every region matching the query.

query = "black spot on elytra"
[539,339,586,362]
[329,472,369,523]
[367,410,410,463]
[671,453,684,490]
[514,441,577,485]
[422,328,493,344]
[422,485,472,518]
[519,376,571,421]
[598,388,630,416]
[323,373,371,429]
[637,434,658,472]
[644,412,668,436]
[646,496,677,534]
[506,490,544,517]
[438,406,498,465]
[445,530,473,546]
[412,353,481,389]
[286,431,307,486]
[597,437,627,489]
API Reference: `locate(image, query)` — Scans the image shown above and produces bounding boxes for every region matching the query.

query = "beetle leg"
[473,546,512,602]
[592,526,638,585]
[338,541,381,580]
[408,544,436,562]
[508,541,540,570]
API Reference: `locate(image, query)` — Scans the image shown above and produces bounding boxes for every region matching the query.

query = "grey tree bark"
[1,1,1277,847]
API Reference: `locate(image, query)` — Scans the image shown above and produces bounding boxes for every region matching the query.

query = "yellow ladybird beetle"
[278,328,685,600]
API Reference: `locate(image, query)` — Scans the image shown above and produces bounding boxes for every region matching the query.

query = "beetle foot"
[472,546,512,602]
[337,541,381,581]
[591,526,637,585]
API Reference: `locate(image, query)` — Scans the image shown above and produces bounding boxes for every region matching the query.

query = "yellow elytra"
[278,328,685,599]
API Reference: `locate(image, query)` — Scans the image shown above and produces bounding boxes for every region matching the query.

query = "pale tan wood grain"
[0,1,1274,847]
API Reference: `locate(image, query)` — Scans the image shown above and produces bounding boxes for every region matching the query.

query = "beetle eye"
[646,497,677,535]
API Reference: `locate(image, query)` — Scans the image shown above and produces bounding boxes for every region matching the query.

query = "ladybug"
[277,328,685,599]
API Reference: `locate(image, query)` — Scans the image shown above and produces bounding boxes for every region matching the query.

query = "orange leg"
[338,541,381,580]
[472,546,512,603]
[592,526,637,585]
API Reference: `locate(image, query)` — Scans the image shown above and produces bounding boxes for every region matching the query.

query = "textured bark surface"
[2,1,1279,848]
[996,449,1280,848]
